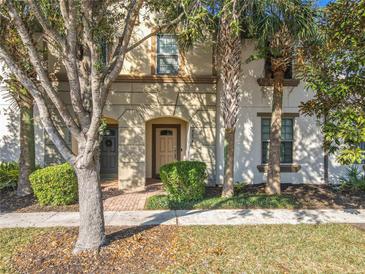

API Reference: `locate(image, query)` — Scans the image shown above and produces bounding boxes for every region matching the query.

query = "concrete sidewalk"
[1,209,365,228]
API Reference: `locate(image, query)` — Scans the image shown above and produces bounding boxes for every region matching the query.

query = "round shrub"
[30,163,78,206]
[160,160,207,202]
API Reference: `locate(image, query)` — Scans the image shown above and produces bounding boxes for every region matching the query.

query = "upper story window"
[157,34,179,75]
[262,118,294,164]
[264,58,293,79]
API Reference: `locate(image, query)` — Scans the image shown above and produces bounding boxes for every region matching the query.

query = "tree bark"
[266,70,284,195]
[323,146,329,184]
[222,128,235,197]
[17,103,35,196]
[73,160,105,254]
[323,114,329,184]
[218,10,241,197]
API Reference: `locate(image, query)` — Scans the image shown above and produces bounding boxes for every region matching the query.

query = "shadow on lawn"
[106,206,365,246]
[107,225,154,243]
[105,184,365,245]
[106,209,205,245]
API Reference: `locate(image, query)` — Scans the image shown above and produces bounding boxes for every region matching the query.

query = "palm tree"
[178,0,244,198]
[252,0,317,194]
[3,80,35,196]
[0,14,36,196]
[218,2,242,198]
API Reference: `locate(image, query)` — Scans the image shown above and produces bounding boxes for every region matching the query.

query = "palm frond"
[248,0,319,59]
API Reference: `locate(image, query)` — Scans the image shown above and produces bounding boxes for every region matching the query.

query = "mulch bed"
[1,183,365,213]
[0,182,124,213]
[10,226,177,273]
[206,183,365,209]
[0,191,79,213]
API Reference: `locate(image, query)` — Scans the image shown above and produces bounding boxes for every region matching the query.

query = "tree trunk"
[218,10,241,197]
[17,103,35,196]
[323,114,329,184]
[323,147,329,184]
[222,128,235,197]
[73,160,105,254]
[266,70,284,195]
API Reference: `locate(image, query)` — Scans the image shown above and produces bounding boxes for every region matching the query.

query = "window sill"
[257,164,301,173]
[257,78,300,87]
[257,112,299,118]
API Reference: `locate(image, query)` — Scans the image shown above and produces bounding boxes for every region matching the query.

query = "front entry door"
[100,126,118,175]
[154,126,180,177]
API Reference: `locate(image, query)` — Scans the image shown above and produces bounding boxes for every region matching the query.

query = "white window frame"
[156,34,179,75]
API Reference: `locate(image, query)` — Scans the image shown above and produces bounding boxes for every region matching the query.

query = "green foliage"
[159,161,207,202]
[234,181,247,193]
[0,162,19,191]
[247,0,318,61]
[145,193,298,210]
[339,166,365,192]
[148,0,255,50]
[148,0,217,49]
[30,163,78,206]
[0,162,19,171]
[99,118,108,136]
[299,0,365,164]
[0,2,35,120]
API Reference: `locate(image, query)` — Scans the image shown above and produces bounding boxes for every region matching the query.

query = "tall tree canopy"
[0,0,204,253]
[300,0,365,165]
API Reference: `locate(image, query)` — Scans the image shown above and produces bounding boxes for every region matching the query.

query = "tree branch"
[60,0,90,129]
[28,0,66,50]
[6,0,82,140]
[125,12,184,53]
[77,0,104,165]
[0,45,75,163]
[102,0,143,90]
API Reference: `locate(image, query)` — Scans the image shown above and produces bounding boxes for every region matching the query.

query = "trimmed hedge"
[160,160,207,202]
[0,162,19,191]
[30,163,78,206]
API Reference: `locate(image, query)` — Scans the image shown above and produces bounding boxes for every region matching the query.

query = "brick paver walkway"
[102,179,164,211]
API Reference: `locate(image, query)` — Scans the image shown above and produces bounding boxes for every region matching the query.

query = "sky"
[318,0,331,6]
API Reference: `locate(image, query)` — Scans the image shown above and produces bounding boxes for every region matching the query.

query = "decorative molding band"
[257,112,300,118]
[257,78,300,87]
[55,74,217,84]
[116,75,218,84]
[257,164,301,173]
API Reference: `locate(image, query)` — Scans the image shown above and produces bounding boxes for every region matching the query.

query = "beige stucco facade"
[40,17,218,189]
[2,18,351,189]
[102,79,217,189]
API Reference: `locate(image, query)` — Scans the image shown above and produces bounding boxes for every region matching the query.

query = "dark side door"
[100,126,118,175]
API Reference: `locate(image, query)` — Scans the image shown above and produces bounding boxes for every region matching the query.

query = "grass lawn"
[145,193,299,210]
[171,224,365,273]
[0,228,45,273]
[1,224,365,273]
